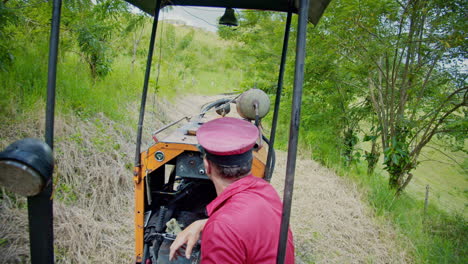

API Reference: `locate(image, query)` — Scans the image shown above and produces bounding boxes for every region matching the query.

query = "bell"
[219,8,238,27]
[236,89,271,120]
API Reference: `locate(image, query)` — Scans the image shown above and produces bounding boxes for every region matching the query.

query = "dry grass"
[1,107,136,263]
[1,95,411,263]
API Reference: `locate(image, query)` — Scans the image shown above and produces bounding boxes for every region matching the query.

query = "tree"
[219,2,466,191]
[69,0,130,78]
[218,11,373,166]
[218,11,287,92]
[330,0,467,191]
[120,11,147,73]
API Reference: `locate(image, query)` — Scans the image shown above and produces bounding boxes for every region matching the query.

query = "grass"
[347,163,467,264]
[281,130,468,263]
[0,40,140,122]
[0,21,241,123]
[1,109,137,263]
[266,110,466,263]
[353,135,467,218]
[407,145,467,218]
[154,23,241,99]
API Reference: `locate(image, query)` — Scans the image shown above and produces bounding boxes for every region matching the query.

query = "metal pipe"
[27,186,54,264]
[265,11,292,182]
[27,0,62,263]
[45,0,61,149]
[134,0,162,167]
[152,116,191,136]
[276,0,309,263]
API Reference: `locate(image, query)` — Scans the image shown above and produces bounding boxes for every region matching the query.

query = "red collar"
[206,174,257,216]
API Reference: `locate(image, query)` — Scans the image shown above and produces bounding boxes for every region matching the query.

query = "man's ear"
[203,157,212,176]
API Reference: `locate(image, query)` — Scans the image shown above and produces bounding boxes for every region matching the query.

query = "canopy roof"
[125,0,331,25]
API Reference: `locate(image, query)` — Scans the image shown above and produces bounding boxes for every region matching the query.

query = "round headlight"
[0,138,54,196]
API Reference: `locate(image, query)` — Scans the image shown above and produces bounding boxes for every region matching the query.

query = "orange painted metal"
[252,146,267,178]
[134,141,266,262]
[144,142,199,173]
[134,142,199,261]
[133,170,144,263]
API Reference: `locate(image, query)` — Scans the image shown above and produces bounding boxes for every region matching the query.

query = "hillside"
[0,2,466,263]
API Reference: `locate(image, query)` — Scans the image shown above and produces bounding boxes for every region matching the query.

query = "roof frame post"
[276,0,310,263]
[265,10,293,182]
[134,0,162,168]
[27,0,63,263]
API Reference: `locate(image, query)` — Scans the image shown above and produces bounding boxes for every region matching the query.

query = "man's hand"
[169,219,208,261]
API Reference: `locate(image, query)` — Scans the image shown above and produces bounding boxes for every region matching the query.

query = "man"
[169,117,294,263]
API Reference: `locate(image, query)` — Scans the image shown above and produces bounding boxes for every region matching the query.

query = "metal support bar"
[27,0,62,263]
[152,116,191,136]
[276,0,309,263]
[134,0,162,167]
[27,185,54,264]
[45,0,61,149]
[265,11,292,182]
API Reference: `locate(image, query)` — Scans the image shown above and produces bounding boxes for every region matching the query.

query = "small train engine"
[134,90,272,263]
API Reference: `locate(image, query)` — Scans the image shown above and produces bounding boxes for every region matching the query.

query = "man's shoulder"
[242,176,283,206]
[210,180,282,229]
[241,175,280,196]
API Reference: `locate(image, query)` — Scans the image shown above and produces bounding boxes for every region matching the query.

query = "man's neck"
[212,176,235,196]
[211,174,249,196]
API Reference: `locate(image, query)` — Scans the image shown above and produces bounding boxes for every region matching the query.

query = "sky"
[159,6,225,32]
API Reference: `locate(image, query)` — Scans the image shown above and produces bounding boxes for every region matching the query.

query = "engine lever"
[162,233,177,241]
[163,233,201,247]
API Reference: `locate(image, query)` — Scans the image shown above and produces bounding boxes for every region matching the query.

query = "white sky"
[159,6,225,32]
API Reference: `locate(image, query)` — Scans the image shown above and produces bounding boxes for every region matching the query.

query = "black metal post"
[27,0,62,263]
[265,11,292,182]
[134,0,162,167]
[276,0,309,263]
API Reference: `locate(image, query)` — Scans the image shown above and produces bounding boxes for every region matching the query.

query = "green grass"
[154,23,241,99]
[0,40,48,116]
[345,163,467,264]
[408,146,467,218]
[55,53,142,121]
[0,21,241,123]
[0,39,141,122]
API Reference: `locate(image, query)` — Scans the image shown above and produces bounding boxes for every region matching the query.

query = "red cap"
[197,117,258,156]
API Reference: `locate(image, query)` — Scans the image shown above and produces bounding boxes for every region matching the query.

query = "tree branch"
[411,90,467,158]
[410,86,467,145]
[409,52,442,121]
[369,76,389,148]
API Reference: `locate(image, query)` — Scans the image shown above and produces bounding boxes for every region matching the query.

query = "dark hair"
[207,155,252,179]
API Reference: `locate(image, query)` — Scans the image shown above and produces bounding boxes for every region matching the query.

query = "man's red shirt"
[201,175,295,264]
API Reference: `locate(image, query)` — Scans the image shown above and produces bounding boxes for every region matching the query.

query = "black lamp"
[0,138,54,196]
[219,8,238,27]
